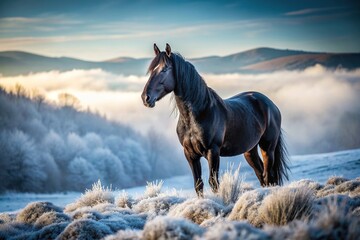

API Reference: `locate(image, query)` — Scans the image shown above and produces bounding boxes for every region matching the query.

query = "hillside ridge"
[1,48,360,76]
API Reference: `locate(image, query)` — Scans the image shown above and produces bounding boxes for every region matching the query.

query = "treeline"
[0,85,187,193]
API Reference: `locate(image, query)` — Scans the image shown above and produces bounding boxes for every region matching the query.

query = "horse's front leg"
[184,148,204,197]
[206,146,220,193]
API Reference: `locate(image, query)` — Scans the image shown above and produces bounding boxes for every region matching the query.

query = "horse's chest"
[178,123,207,155]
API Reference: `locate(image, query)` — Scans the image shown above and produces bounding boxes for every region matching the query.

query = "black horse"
[142,43,289,196]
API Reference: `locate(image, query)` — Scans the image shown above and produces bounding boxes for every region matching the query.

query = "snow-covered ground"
[1,149,359,240]
[1,148,359,213]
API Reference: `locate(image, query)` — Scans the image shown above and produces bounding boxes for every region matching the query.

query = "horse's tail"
[273,130,290,185]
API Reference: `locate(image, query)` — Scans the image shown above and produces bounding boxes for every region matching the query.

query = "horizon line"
[1,47,360,62]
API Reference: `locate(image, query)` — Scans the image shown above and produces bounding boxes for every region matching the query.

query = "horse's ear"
[165,43,171,57]
[154,43,160,56]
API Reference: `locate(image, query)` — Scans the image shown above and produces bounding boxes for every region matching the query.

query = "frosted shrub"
[71,208,104,221]
[57,219,113,240]
[258,187,314,226]
[288,179,323,191]
[16,201,62,224]
[92,202,133,215]
[326,176,349,185]
[168,198,225,224]
[334,180,360,196]
[65,180,114,212]
[216,164,244,205]
[312,201,360,239]
[0,222,33,239]
[32,222,69,240]
[314,194,358,215]
[142,216,204,240]
[34,211,70,227]
[0,213,15,224]
[99,218,129,232]
[228,188,270,226]
[267,197,360,240]
[264,220,311,240]
[202,221,271,240]
[144,180,164,198]
[133,195,185,217]
[316,184,335,197]
[116,190,134,208]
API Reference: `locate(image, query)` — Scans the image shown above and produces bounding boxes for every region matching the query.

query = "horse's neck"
[174,70,212,117]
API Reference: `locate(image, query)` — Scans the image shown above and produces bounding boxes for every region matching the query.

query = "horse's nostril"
[145,95,150,103]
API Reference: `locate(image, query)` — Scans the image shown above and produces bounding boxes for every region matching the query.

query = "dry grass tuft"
[258,187,314,226]
[65,180,114,212]
[144,180,164,198]
[57,219,113,240]
[216,164,245,205]
[116,190,134,208]
[316,184,335,197]
[326,176,349,185]
[228,188,270,226]
[0,213,15,224]
[288,179,323,191]
[34,211,70,228]
[335,180,360,195]
[16,201,63,224]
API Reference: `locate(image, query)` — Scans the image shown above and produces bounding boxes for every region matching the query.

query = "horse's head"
[141,43,175,108]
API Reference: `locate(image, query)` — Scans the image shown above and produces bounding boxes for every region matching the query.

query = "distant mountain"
[1,48,359,76]
[241,52,360,72]
[191,47,311,73]
[0,51,151,76]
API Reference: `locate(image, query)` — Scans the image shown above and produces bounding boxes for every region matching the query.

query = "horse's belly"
[220,131,260,157]
[220,140,251,156]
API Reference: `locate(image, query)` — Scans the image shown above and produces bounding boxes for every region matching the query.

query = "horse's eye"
[161,68,167,73]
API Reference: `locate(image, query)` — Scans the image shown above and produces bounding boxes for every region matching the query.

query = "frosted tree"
[0,130,46,192]
[67,157,100,191]
[58,92,81,109]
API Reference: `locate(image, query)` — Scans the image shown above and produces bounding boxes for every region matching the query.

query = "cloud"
[285,8,327,16]
[284,6,348,16]
[1,65,359,154]
[0,18,267,50]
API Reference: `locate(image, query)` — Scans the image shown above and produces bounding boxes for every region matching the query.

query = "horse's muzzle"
[142,94,156,108]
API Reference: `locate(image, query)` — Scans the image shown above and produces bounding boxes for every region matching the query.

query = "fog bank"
[1,65,359,154]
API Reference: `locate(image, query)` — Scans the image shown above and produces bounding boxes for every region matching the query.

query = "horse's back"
[226,91,280,120]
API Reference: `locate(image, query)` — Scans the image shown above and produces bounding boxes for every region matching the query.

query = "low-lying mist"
[1,65,359,154]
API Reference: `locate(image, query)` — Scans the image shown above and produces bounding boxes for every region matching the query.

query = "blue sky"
[0,0,359,60]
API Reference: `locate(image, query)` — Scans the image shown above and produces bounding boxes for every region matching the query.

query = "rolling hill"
[0,48,359,76]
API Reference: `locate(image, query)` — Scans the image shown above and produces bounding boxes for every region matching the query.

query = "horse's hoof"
[196,190,204,198]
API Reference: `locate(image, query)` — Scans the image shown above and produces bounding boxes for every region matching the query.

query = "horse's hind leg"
[259,140,277,186]
[206,146,220,193]
[244,146,265,186]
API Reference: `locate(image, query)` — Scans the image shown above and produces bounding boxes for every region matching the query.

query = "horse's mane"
[170,53,213,112]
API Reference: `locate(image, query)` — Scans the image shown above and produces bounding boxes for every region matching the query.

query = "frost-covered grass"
[64,180,114,212]
[0,175,359,239]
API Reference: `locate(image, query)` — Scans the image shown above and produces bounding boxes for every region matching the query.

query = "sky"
[0,0,359,60]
